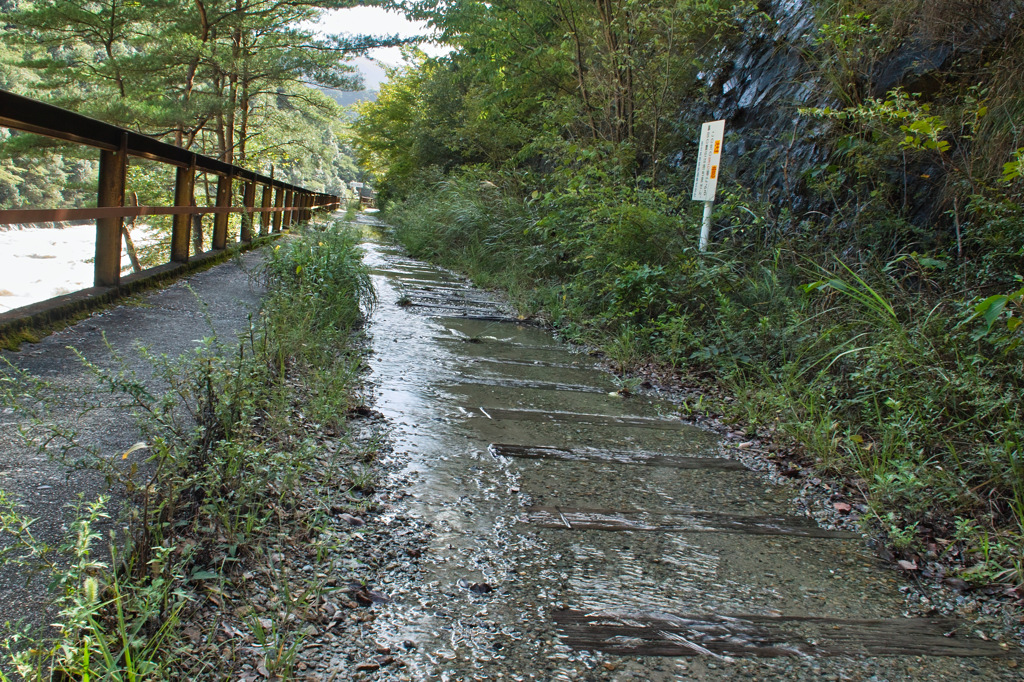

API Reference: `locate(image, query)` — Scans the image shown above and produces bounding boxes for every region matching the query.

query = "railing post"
[95,135,127,287]
[283,189,294,229]
[171,156,195,263]
[272,185,284,233]
[302,193,311,222]
[241,180,255,242]
[259,182,272,236]
[213,173,232,250]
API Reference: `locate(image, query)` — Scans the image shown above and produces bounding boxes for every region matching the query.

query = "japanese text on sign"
[692,120,725,202]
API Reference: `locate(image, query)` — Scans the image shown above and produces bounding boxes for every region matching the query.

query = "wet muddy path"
[357,231,1016,681]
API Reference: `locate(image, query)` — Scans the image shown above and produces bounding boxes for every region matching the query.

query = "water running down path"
[356,228,1017,681]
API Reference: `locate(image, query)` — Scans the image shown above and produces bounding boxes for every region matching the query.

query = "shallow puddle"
[358,232,1017,680]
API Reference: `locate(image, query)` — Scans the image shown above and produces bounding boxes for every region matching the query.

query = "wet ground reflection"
[358,231,1015,680]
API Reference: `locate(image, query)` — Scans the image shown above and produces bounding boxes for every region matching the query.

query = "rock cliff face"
[685,0,1021,225]
[699,0,830,216]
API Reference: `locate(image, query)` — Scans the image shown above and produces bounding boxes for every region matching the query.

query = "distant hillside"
[352,56,389,90]
[323,88,378,107]
[318,56,386,108]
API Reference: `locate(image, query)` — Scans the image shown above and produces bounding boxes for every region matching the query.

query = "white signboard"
[692,120,725,202]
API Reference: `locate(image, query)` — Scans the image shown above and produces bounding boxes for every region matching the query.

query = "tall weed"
[0,221,374,678]
[383,169,1024,584]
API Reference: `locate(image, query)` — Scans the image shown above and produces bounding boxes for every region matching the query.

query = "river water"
[0,224,164,313]
[354,228,1015,681]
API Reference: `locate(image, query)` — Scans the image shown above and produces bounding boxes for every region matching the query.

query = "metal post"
[171,158,195,263]
[698,200,714,253]
[95,138,127,287]
[272,186,284,232]
[213,174,232,250]
[241,180,255,242]
[259,182,272,236]
[283,190,294,229]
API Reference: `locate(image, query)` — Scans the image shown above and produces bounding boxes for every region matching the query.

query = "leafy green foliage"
[0,0,397,210]
[0,223,374,677]
[359,1,755,199]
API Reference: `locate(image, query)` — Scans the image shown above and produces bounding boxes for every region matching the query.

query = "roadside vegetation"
[355,0,1024,588]
[1,221,376,679]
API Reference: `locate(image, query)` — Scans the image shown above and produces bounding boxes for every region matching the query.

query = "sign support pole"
[692,119,726,253]
[699,200,714,253]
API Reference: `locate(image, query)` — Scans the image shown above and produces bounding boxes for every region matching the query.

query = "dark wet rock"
[682,0,1019,227]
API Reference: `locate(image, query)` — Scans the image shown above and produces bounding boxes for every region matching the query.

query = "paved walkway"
[0,250,266,630]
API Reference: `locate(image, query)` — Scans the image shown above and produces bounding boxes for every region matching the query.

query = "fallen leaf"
[832,502,852,513]
[351,588,373,606]
[943,577,968,591]
[897,559,919,571]
[120,442,149,460]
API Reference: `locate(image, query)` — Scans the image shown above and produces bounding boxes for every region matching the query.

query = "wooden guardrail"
[0,89,341,288]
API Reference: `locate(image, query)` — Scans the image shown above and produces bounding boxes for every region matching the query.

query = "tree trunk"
[122,191,142,273]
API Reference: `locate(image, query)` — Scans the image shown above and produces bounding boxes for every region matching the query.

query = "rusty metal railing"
[0,89,341,288]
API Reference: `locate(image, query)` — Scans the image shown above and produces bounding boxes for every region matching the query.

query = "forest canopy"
[0,0,405,211]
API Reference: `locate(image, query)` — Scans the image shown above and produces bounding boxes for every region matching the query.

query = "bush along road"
[0,220,389,679]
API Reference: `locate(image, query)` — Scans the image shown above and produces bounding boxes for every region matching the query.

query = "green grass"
[382,171,1024,587]
[0,220,377,679]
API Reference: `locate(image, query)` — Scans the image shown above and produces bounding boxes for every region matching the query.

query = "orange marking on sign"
[714,141,721,154]
[710,166,718,180]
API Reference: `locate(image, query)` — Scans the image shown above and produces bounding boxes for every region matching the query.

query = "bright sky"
[315,6,443,66]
